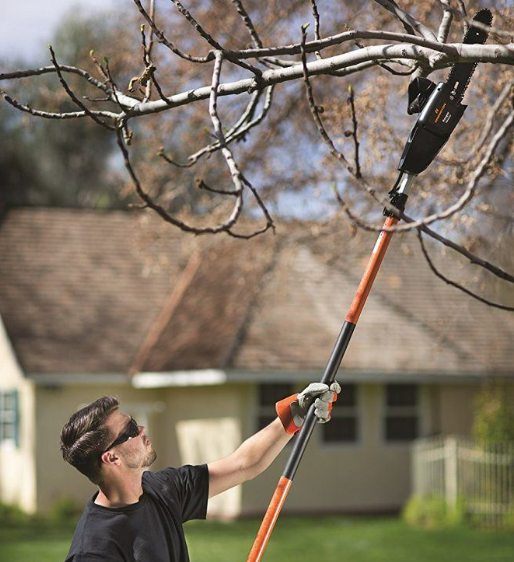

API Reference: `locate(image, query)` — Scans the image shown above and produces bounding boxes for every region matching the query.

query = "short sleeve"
[148,464,209,523]
[176,464,209,522]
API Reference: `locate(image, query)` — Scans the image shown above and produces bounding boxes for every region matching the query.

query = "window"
[257,383,294,431]
[384,384,418,442]
[321,384,358,444]
[0,390,20,447]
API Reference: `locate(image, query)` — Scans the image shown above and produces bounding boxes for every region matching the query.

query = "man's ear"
[100,450,121,466]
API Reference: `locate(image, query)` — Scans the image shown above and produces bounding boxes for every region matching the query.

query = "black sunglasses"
[104,417,140,452]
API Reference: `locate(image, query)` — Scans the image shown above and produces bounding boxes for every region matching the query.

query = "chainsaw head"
[397,9,492,175]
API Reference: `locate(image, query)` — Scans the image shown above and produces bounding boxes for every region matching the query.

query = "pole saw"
[246,9,492,562]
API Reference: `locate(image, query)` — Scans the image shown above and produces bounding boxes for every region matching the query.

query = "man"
[60,382,340,562]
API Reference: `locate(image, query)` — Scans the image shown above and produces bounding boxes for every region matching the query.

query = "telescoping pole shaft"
[246,173,415,562]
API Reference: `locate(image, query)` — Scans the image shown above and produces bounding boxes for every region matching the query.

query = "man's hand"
[276,382,341,434]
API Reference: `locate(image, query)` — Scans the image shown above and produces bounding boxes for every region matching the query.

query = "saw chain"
[395,9,493,180]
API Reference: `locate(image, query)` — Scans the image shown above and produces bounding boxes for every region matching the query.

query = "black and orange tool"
[246,9,492,562]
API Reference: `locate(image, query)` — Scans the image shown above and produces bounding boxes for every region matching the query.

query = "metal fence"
[413,436,514,528]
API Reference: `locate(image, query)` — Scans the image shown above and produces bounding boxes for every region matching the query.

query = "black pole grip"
[283,321,356,480]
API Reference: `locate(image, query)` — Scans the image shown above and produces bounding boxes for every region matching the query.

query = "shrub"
[402,495,465,530]
[504,506,514,531]
[48,496,83,524]
[0,502,32,526]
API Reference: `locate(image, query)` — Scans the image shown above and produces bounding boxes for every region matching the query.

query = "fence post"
[445,436,458,508]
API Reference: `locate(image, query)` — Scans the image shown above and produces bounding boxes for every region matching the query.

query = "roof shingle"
[0,208,513,378]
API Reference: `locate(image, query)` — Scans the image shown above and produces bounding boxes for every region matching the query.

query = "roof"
[0,208,513,379]
[0,208,192,374]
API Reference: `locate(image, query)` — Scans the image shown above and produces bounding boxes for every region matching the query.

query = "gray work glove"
[276,382,341,434]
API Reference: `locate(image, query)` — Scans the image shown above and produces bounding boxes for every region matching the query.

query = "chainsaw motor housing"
[398,82,467,175]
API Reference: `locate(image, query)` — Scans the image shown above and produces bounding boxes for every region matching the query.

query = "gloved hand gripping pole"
[246,173,415,562]
[246,10,490,561]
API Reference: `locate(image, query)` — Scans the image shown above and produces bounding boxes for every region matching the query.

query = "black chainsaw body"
[398,81,467,175]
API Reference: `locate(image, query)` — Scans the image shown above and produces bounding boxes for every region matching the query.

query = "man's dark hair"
[60,396,119,484]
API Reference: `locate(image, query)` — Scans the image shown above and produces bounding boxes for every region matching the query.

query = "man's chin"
[143,449,157,467]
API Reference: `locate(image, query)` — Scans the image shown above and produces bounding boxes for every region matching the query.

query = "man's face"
[104,410,157,470]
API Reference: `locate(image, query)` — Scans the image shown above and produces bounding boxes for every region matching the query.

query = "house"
[0,207,513,518]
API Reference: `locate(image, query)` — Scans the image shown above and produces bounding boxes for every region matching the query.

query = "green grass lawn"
[1,516,513,562]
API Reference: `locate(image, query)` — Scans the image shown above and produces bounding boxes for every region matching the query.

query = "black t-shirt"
[65,464,209,562]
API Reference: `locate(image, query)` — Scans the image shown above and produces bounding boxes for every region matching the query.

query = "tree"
[0,9,132,210]
[1,0,514,309]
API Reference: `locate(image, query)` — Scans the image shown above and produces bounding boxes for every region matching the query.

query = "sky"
[0,0,116,62]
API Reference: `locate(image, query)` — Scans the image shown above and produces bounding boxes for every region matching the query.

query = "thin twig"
[0,65,112,95]
[117,127,243,235]
[230,0,263,48]
[2,93,117,119]
[337,108,514,234]
[437,0,454,43]
[169,0,263,78]
[310,0,322,60]
[299,25,355,176]
[159,85,274,167]
[144,0,156,101]
[373,0,438,42]
[49,46,115,130]
[208,51,274,238]
[417,230,514,312]
[333,186,514,285]
[197,179,238,196]
[132,0,214,63]
[347,85,361,178]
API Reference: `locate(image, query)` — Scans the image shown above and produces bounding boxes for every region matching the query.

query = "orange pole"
[346,215,398,324]
[246,215,399,562]
[246,477,293,562]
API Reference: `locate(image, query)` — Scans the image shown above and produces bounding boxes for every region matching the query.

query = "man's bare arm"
[207,418,292,498]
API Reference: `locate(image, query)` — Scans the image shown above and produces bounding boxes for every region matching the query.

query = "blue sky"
[0,0,116,62]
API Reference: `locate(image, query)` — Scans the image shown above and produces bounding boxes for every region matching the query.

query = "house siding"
[0,317,37,513]
[242,383,436,515]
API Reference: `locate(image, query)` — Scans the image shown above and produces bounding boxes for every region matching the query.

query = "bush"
[504,506,514,531]
[48,496,83,524]
[402,495,465,530]
[472,383,514,445]
[0,501,32,526]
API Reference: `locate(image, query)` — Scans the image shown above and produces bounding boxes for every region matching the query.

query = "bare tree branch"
[208,51,273,238]
[0,65,112,94]
[2,93,117,119]
[373,0,439,41]
[334,189,514,286]
[417,230,514,311]
[437,0,454,43]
